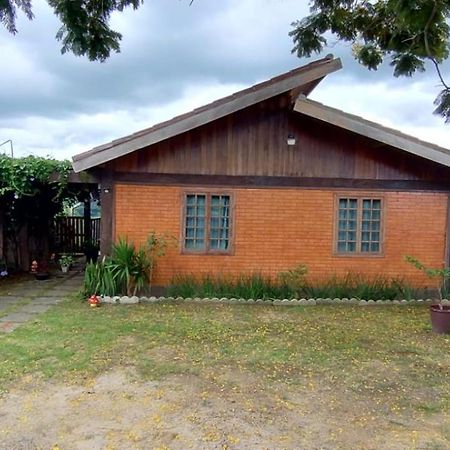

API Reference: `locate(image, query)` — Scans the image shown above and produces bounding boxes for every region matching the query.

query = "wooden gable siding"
[105,95,450,182]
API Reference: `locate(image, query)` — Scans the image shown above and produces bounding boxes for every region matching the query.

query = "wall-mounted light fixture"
[287,134,296,146]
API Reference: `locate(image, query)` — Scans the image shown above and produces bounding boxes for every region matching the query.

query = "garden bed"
[99,295,447,306]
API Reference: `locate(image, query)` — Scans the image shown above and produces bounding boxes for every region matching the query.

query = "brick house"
[72,56,450,288]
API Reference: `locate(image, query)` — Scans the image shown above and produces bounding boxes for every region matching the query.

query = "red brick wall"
[114,184,448,288]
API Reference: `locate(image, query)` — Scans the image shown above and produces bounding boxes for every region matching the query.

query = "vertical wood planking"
[100,170,114,256]
[107,94,450,182]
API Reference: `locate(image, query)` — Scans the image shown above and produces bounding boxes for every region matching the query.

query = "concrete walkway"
[0,263,84,333]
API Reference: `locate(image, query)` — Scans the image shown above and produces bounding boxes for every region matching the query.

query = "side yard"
[0,300,449,449]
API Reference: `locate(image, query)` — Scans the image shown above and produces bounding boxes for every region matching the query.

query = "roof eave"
[293,96,450,168]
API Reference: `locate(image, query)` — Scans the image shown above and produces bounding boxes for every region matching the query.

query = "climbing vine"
[0,155,72,199]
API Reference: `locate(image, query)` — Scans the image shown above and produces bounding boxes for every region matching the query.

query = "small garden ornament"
[88,294,100,308]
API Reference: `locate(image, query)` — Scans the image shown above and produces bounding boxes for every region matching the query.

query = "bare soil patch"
[1,367,448,450]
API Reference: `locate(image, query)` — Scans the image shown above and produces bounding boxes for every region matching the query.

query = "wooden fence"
[54,217,100,253]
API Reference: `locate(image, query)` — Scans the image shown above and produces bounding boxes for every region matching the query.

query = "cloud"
[0,0,448,159]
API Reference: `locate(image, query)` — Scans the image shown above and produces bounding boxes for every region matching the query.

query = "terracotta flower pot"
[429,305,450,334]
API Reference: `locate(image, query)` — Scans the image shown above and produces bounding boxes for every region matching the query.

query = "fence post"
[83,199,91,244]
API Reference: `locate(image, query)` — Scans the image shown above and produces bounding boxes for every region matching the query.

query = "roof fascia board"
[294,96,450,168]
[73,58,342,172]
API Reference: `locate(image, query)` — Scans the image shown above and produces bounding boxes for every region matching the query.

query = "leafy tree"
[0,0,144,61]
[290,1,450,122]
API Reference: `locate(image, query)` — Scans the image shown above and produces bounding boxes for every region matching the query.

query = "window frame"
[333,193,385,257]
[181,189,235,255]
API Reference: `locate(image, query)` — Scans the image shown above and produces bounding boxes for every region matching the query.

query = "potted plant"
[83,240,100,264]
[405,256,450,334]
[59,254,74,273]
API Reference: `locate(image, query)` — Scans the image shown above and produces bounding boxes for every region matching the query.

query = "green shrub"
[303,273,411,300]
[405,255,450,300]
[84,259,117,297]
[278,264,308,298]
[167,269,413,301]
[83,232,171,297]
[167,273,289,300]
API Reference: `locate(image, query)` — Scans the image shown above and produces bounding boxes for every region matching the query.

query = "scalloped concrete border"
[98,295,448,306]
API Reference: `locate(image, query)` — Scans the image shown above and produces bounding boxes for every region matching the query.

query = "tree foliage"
[0,0,144,61]
[290,0,450,122]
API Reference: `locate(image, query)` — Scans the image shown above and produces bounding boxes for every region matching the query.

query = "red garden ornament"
[88,295,100,308]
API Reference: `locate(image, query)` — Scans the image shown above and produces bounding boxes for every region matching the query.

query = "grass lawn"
[1,298,449,449]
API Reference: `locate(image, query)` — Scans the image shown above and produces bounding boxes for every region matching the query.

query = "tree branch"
[423,0,449,90]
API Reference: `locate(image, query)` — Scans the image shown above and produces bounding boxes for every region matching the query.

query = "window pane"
[219,240,229,250]
[371,221,380,231]
[184,194,206,251]
[372,200,381,210]
[347,231,356,241]
[339,209,347,219]
[359,198,381,253]
[186,195,196,205]
[337,196,382,254]
[193,240,204,250]
[361,242,370,252]
[209,195,230,251]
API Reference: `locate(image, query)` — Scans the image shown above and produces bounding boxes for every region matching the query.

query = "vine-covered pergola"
[0,155,98,271]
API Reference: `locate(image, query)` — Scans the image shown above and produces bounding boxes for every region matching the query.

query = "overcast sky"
[0,0,448,161]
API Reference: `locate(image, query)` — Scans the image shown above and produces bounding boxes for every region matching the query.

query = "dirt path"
[0,368,448,449]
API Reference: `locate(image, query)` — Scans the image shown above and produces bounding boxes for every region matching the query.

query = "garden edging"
[98,296,449,306]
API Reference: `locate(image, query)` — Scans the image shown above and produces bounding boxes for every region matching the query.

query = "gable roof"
[294,95,450,168]
[72,56,343,172]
